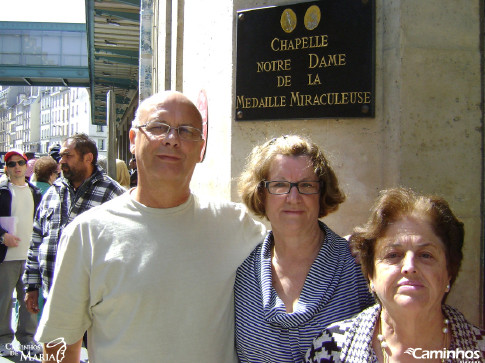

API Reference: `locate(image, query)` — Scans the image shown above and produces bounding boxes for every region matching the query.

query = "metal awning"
[0,21,89,87]
[85,0,140,125]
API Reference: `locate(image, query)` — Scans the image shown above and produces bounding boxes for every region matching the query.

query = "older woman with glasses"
[235,135,374,363]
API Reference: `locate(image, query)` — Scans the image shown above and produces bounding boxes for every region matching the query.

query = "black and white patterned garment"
[305,304,485,363]
[23,165,125,295]
[235,221,375,363]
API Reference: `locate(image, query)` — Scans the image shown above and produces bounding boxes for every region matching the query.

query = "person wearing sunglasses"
[0,149,42,357]
[235,135,375,363]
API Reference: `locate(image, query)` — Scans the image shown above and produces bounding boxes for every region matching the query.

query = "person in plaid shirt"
[23,133,125,313]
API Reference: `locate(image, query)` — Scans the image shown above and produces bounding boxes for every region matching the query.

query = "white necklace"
[377,313,449,363]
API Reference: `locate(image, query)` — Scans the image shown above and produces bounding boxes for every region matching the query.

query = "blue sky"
[0,0,85,23]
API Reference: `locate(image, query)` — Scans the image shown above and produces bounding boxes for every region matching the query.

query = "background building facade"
[0,85,107,158]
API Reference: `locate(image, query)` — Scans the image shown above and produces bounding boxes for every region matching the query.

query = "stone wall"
[159,0,483,325]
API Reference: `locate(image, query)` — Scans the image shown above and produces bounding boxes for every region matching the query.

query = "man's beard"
[61,165,77,182]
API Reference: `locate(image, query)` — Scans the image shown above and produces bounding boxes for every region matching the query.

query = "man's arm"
[35,220,92,358]
[23,208,45,292]
[42,338,82,363]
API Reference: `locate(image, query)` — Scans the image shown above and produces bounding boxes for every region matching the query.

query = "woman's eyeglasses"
[263,180,321,195]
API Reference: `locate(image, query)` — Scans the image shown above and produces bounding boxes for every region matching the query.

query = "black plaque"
[235,0,375,121]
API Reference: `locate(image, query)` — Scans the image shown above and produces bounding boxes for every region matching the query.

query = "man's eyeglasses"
[6,160,27,168]
[263,180,321,195]
[134,121,203,141]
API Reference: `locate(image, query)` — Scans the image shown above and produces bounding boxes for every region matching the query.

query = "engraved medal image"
[280,9,297,33]
[304,5,321,30]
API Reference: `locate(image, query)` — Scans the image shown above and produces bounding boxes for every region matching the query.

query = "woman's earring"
[445,283,450,292]
[370,282,375,291]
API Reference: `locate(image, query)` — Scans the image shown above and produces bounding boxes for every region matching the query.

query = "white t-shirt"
[5,182,34,261]
[36,192,266,363]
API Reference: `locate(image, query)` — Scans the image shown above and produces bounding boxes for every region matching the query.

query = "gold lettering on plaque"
[307,73,321,86]
[289,91,372,106]
[256,59,291,72]
[277,75,292,87]
[308,53,346,68]
[271,35,328,51]
[237,95,287,108]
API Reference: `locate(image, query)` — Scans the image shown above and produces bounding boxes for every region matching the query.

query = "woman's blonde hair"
[116,159,130,189]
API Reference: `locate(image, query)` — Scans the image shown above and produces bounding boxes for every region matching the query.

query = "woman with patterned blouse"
[235,135,374,363]
[306,187,485,362]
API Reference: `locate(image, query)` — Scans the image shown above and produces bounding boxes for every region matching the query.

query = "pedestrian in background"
[96,156,131,189]
[96,155,107,171]
[24,152,36,180]
[28,155,60,322]
[23,134,125,316]
[31,156,59,195]
[48,144,61,164]
[0,149,42,357]
[129,156,137,188]
[116,159,131,189]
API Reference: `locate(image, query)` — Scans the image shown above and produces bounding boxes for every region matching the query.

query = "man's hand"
[3,233,20,247]
[25,290,40,314]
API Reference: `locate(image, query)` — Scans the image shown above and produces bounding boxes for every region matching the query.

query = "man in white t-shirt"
[0,149,42,357]
[36,91,266,363]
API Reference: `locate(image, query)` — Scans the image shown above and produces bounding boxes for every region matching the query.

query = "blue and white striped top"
[234,221,374,363]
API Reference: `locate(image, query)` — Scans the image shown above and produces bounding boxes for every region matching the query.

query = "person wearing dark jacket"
[0,149,42,357]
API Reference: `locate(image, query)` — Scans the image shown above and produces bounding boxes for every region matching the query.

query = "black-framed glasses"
[134,121,203,141]
[263,180,321,195]
[6,160,27,168]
